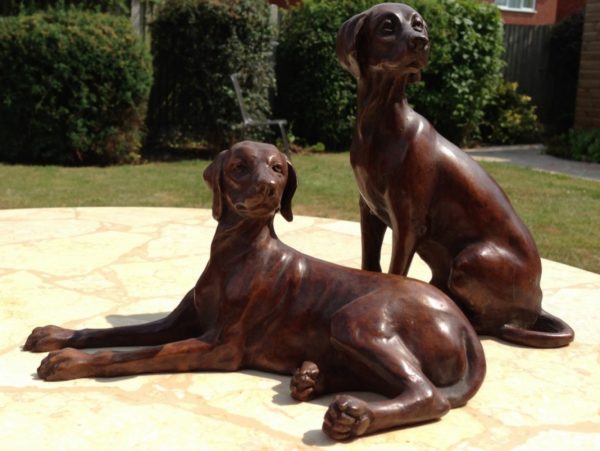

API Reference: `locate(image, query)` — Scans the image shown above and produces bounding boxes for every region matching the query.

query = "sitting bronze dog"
[337,3,574,348]
[25,141,485,440]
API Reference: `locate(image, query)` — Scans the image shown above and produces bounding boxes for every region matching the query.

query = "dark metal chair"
[230,73,290,156]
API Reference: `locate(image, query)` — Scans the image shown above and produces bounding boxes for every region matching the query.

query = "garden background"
[0,0,598,273]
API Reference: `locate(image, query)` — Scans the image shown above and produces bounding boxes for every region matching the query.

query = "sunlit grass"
[1,154,598,274]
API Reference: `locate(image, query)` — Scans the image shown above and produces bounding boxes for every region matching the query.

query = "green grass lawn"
[1,153,599,274]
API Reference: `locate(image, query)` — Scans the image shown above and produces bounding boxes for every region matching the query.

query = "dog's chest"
[220,251,291,312]
[351,149,403,223]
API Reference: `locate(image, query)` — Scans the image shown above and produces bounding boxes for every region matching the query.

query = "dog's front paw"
[323,395,373,441]
[24,325,75,352]
[290,361,325,402]
[37,348,94,381]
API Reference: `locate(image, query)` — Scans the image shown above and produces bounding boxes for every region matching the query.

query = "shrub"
[147,0,274,152]
[275,0,504,149]
[478,82,542,145]
[0,9,152,165]
[547,129,600,164]
[275,0,364,150]
[408,0,504,145]
[0,0,129,16]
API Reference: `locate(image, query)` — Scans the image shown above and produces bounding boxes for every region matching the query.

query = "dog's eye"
[412,17,424,32]
[272,164,284,174]
[232,163,248,175]
[380,18,396,35]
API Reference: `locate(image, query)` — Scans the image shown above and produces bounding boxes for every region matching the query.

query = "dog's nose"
[257,179,277,198]
[408,35,429,51]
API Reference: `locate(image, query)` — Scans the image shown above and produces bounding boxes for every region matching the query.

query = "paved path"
[1,208,599,450]
[466,144,600,182]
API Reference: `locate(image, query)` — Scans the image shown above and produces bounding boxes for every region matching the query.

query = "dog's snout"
[257,179,277,198]
[254,163,280,198]
[408,35,429,51]
[261,181,275,197]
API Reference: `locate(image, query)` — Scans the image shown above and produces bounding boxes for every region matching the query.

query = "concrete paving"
[1,207,598,450]
[466,144,600,182]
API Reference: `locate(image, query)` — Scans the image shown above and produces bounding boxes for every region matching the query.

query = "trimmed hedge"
[275,0,504,149]
[408,0,504,145]
[0,9,152,165]
[275,1,359,150]
[0,1,128,16]
[147,0,275,151]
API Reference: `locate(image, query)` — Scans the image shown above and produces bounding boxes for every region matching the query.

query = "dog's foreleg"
[24,289,199,352]
[388,217,419,276]
[359,197,387,272]
[36,336,240,381]
[389,200,427,276]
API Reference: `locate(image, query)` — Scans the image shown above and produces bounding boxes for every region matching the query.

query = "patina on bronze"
[25,141,485,440]
[337,3,573,348]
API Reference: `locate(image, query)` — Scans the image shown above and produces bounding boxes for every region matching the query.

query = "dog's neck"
[210,210,278,263]
[356,72,411,139]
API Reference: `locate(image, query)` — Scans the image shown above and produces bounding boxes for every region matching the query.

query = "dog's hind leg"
[322,343,450,440]
[448,243,574,347]
[323,300,451,440]
[24,289,200,352]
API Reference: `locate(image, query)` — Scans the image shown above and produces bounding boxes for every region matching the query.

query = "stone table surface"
[1,207,599,450]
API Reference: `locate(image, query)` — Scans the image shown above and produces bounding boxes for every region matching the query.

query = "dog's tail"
[438,326,486,408]
[499,309,574,348]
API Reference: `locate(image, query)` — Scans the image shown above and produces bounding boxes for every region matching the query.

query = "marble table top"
[1,207,598,450]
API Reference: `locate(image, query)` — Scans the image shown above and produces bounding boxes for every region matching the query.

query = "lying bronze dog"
[25,141,485,440]
[337,3,574,348]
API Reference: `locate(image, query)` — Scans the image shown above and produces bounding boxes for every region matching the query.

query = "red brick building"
[483,0,585,24]
[271,0,584,25]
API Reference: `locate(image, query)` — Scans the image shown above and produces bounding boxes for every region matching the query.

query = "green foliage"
[2,155,600,273]
[547,129,600,163]
[147,0,274,151]
[0,9,152,165]
[275,0,504,149]
[275,0,369,150]
[478,82,542,145]
[407,0,504,145]
[0,0,129,16]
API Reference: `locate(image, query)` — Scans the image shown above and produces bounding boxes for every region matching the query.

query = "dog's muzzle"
[234,180,280,216]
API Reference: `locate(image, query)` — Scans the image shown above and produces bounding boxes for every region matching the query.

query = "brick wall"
[482,0,584,25]
[482,0,557,25]
[574,0,600,129]
[556,0,586,21]
[503,0,558,25]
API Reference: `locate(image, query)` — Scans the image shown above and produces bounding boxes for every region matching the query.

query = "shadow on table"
[106,312,170,326]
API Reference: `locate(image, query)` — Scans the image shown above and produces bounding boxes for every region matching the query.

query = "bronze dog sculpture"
[25,141,485,440]
[337,3,574,348]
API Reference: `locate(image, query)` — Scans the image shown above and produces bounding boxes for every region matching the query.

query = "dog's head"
[337,3,429,81]
[203,141,297,222]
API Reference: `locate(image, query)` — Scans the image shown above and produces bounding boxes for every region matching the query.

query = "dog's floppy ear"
[408,71,422,83]
[203,149,229,221]
[280,158,297,222]
[336,11,367,79]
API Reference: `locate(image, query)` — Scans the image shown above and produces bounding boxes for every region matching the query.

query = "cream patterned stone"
[1,208,598,450]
